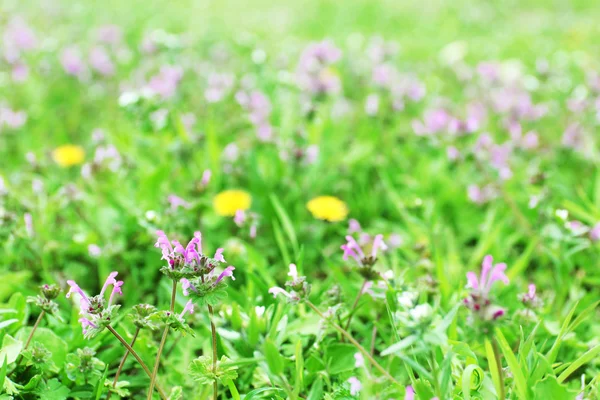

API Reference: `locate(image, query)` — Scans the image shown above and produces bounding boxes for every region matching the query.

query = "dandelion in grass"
[52,145,85,167]
[213,190,252,217]
[464,255,509,326]
[306,195,348,222]
[65,271,123,338]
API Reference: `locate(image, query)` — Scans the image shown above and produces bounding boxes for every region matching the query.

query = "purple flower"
[562,122,584,150]
[0,107,27,129]
[11,62,29,82]
[464,255,509,321]
[589,222,600,242]
[179,299,194,318]
[89,46,115,76]
[234,210,246,226]
[2,17,37,61]
[66,271,124,335]
[354,352,364,368]
[348,219,362,234]
[201,169,212,187]
[341,234,387,267]
[405,386,415,400]
[96,25,122,45]
[215,266,236,284]
[447,146,460,161]
[372,63,397,87]
[61,47,86,77]
[466,255,509,295]
[148,66,183,99]
[167,194,191,210]
[24,213,33,237]
[205,72,235,103]
[347,377,361,395]
[88,244,102,257]
[296,40,342,95]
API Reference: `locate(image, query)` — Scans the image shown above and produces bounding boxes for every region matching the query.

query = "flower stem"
[208,304,218,400]
[491,338,505,399]
[305,301,402,387]
[343,280,368,332]
[107,327,140,400]
[106,325,167,400]
[148,280,177,400]
[15,310,45,365]
[24,310,45,350]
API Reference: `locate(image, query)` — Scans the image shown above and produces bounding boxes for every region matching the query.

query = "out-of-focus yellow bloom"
[52,145,85,167]
[213,190,252,216]
[306,196,348,222]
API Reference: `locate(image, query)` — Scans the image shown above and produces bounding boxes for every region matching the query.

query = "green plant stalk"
[343,279,368,333]
[23,310,45,351]
[305,301,402,388]
[15,310,46,366]
[147,280,177,400]
[430,350,443,399]
[208,304,219,400]
[491,339,505,400]
[107,327,140,400]
[106,325,167,400]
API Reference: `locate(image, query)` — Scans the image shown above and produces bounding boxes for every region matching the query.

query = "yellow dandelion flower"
[213,190,252,216]
[306,196,348,222]
[52,145,85,167]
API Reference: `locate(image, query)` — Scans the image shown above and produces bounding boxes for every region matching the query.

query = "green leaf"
[307,378,324,400]
[0,334,22,364]
[495,329,528,400]
[557,344,600,383]
[462,364,485,400]
[293,339,304,397]
[16,327,68,366]
[381,335,419,357]
[484,339,502,400]
[325,343,357,375]
[533,376,577,399]
[0,357,7,391]
[245,387,286,400]
[38,379,71,400]
[0,319,18,330]
[168,386,183,400]
[546,301,578,364]
[263,339,284,376]
[270,194,299,257]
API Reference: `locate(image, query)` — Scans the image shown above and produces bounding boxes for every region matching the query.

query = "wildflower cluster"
[66,271,123,338]
[464,255,509,330]
[268,264,311,303]
[27,283,61,317]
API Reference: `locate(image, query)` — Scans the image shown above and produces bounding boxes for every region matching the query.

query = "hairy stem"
[107,327,140,400]
[147,280,177,400]
[208,304,219,400]
[492,338,505,399]
[106,326,167,400]
[305,301,401,387]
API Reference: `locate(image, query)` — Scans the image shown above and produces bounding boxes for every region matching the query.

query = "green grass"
[1,0,600,398]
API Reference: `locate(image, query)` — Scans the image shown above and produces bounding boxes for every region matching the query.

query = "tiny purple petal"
[215,266,236,284]
[214,248,226,263]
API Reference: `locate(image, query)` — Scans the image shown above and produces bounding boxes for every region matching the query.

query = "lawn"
[1,0,600,399]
